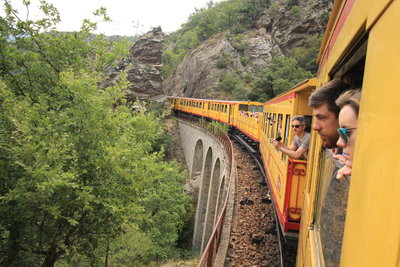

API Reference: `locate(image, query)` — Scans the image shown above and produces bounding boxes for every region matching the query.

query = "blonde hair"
[335,89,362,117]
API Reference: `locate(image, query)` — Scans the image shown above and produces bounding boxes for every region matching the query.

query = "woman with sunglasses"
[335,89,362,179]
[271,115,310,160]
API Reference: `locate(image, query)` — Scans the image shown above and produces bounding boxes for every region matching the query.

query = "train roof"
[264,78,318,105]
[167,96,251,104]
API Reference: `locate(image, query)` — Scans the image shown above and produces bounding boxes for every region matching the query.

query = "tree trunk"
[41,243,58,267]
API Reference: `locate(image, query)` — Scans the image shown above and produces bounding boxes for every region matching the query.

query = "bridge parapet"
[177,114,236,266]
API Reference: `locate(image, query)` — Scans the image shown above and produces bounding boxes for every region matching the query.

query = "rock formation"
[101,26,165,101]
[164,0,333,99]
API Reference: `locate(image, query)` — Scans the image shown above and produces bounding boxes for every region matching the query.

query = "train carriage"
[236,101,264,142]
[297,1,400,267]
[259,79,317,236]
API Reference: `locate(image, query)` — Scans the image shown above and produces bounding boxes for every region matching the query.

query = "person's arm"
[277,144,307,159]
[271,140,306,159]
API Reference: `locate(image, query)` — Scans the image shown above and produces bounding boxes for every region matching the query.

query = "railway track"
[228,131,295,267]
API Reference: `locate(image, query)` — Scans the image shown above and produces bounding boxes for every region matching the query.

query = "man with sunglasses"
[271,116,310,160]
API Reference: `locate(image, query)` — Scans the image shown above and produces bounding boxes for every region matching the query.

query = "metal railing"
[177,113,235,267]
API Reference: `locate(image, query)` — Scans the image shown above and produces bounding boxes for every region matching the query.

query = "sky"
[4,0,224,36]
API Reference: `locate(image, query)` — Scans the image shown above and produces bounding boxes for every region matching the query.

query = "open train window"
[239,104,248,111]
[314,34,367,267]
[276,114,283,141]
[270,113,276,139]
[281,114,291,162]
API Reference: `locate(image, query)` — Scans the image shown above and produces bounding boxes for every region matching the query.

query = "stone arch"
[214,175,226,224]
[202,158,221,250]
[191,139,204,180]
[193,147,213,251]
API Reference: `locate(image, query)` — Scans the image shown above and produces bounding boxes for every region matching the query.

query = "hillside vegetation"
[163,0,329,101]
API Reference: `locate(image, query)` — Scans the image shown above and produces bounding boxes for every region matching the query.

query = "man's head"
[309,80,351,148]
[292,116,306,136]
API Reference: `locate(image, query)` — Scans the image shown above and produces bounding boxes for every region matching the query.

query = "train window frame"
[266,113,271,136]
[281,114,291,162]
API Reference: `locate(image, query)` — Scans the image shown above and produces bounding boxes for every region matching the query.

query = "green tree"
[251,55,312,101]
[0,1,190,266]
[291,35,322,75]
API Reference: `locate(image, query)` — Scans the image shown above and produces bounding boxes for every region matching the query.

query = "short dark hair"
[309,80,351,118]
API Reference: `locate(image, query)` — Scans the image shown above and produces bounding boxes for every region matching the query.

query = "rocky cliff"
[165,0,332,99]
[102,26,165,101]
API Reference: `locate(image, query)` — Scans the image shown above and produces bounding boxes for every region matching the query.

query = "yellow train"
[169,0,400,266]
[168,79,318,244]
[297,0,400,266]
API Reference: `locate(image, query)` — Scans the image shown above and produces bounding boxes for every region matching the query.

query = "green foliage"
[268,2,280,18]
[290,35,322,75]
[250,55,312,101]
[216,52,234,68]
[219,72,248,100]
[208,120,229,134]
[0,1,191,266]
[240,56,249,66]
[290,5,301,18]
[230,34,247,52]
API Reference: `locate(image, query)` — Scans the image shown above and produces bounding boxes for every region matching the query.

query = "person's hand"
[333,153,346,165]
[270,139,280,148]
[336,166,352,180]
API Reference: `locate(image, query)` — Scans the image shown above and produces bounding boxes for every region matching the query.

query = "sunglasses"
[292,125,302,128]
[337,127,357,145]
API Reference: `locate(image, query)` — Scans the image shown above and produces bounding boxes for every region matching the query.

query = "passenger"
[271,116,310,160]
[309,80,351,150]
[335,89,362,180]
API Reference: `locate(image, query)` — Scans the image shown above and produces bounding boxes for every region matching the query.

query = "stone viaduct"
[178,119,235,261]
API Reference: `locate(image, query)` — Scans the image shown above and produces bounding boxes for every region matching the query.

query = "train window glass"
[314,151,349,267]
[249,105,256,112]
[282,114,291,162]
[258,106,263,112]
[239,104,248,111]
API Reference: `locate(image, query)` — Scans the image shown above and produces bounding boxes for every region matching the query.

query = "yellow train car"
[259,79,317,236]
[167,96,180,110]
[207,100,239,125]
[297,1,400,266]
[236,101,264,142]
